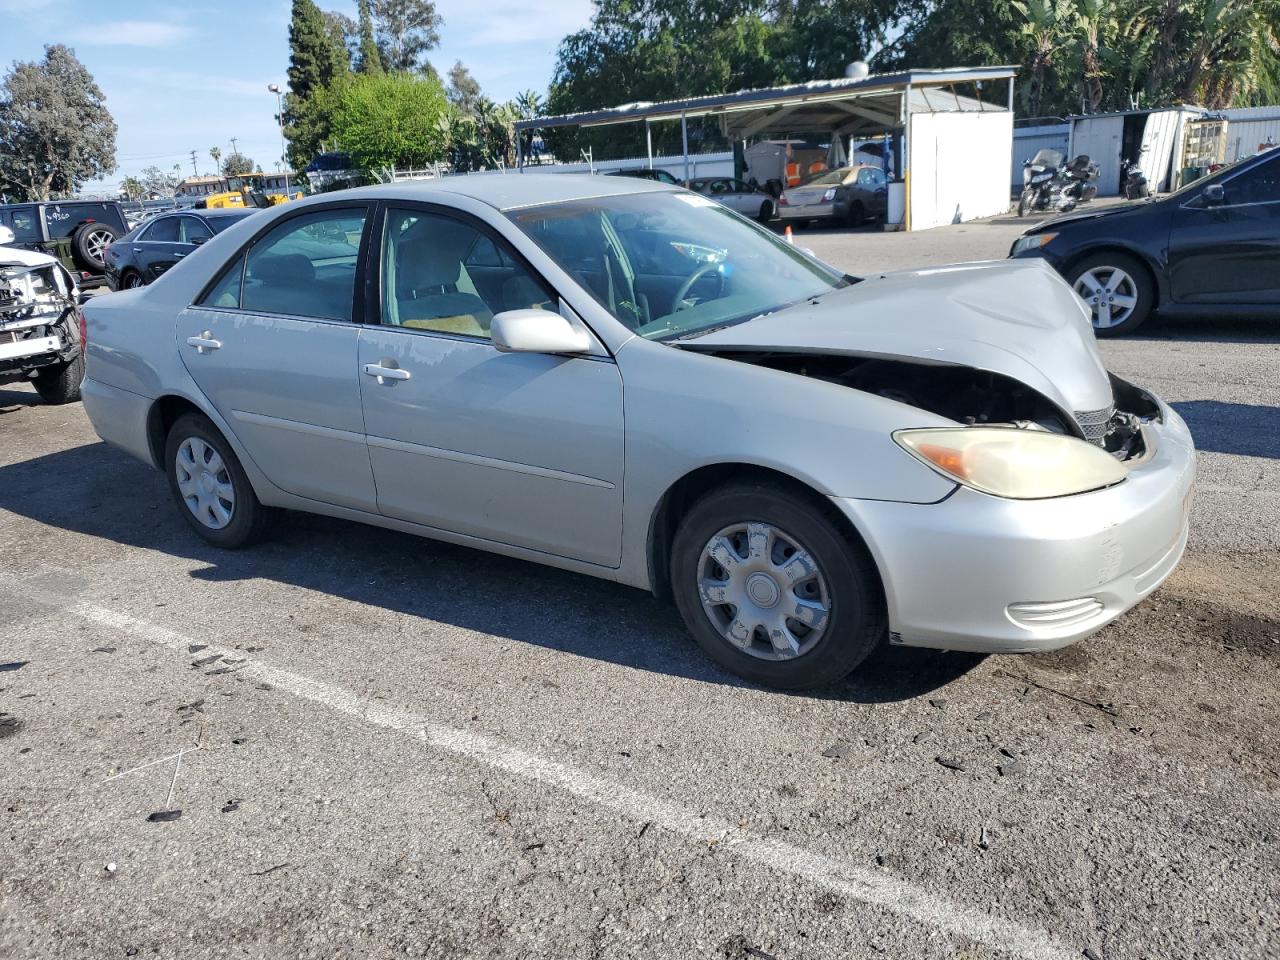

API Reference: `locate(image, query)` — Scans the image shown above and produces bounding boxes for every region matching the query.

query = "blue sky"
[2,0,592,193]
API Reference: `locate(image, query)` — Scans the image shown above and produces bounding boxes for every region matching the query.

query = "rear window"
[41,202,128,238]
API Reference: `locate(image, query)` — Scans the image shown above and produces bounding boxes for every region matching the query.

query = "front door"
[1168,152,1280,304]
[134,215,187,282]
[175,204,378,511]
[358,205,625,567]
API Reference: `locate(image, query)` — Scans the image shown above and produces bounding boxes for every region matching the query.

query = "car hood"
[689,258,1114,416]
[0,245,59,268]
[1025,199,1155,234]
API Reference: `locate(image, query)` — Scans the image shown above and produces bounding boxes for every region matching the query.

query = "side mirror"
[191,235,208,246]
[491,308,592,355]
[0,225,14,246]
[1202,183,1225,206]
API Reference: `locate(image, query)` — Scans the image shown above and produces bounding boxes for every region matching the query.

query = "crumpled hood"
[0,245,60,269]
[691,258,1114,416]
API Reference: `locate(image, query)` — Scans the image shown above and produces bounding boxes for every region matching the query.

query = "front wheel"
[671,482,886,689]
[32,352,84,405]
[1017,189,1033,217]
[1067,252,1154,336]
[164,413,275,548]
[757,200,774,222]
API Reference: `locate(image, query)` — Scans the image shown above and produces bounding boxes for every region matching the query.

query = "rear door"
[358,203,625,566]
[133,216,186,282]
[175,204,377,511]
[1168,152,1280,304]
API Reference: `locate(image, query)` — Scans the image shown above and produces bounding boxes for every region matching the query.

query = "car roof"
[311,173,673,212]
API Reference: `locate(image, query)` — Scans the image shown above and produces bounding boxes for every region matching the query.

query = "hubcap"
[697,521,831,661]
[1073,266,1138,329]
[175,437,235,530]
[125,274,142,288]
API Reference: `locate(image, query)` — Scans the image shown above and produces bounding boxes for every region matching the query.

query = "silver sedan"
[81,176,1195,689]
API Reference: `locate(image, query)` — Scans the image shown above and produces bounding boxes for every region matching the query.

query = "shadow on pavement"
[0,440,978,703]
[1172,400,1280,459]
[0,386,44,413]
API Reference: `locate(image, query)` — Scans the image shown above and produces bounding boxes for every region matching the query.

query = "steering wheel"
[672,262,724,312]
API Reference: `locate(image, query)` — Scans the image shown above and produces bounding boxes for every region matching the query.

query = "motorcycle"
[1059,154,1100,205]
[1122,159,1150,199]
[1018,149,1075,217]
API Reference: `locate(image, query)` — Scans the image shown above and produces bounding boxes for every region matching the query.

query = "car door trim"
[365,432,616,489]
[231,409,367,445]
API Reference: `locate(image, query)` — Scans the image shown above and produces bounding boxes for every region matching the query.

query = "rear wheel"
[121,270,144,290]
[164,413,275,548]
[1067,252,1154,336]
[671,481,886,689]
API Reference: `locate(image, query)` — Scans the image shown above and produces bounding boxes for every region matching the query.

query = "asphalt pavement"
[1,210,1278,960]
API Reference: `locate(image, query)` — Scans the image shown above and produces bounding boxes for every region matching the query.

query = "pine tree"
[284,0,350,168]
[357,0,383,74]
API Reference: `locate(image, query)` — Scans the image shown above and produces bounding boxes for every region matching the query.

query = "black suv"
[0,201,128,289]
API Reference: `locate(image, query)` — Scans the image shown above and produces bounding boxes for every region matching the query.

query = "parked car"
[105,208,259,290]
[777,165,889,227]
[607,168,682,186]
[0,225,85,404]
[687,177,776,222]
[81,176,1194,690]
[1010,146,1280,335]
[0,200,128,289]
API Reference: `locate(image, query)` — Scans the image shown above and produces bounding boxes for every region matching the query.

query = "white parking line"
[14,583,1077,960]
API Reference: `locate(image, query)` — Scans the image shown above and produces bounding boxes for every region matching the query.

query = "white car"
[0,225,85,404]
[80,176,1195,689]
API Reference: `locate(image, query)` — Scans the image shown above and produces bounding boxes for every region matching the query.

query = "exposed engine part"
[0,258,80,382]
[698,350,1159,463]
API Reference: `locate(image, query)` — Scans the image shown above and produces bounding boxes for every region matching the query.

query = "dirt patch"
[1139,592,1280,658]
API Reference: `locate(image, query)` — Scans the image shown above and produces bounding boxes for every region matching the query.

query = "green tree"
[284,0,350,169]
[120,176,144,201]
[221,152,257,176]
[372,0,443,72]
[140,165,178,197]
[447,60,482,114]
[321,71,449,173]
[209,146,222,171]
[357,0,384,73]
[0,44,117,201]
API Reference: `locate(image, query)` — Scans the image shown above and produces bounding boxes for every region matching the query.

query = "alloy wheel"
[124,274,143,289]
[1073,266,1139,330]
[84,227,114,263]
[697,521,831,661]
[175,437,236,530]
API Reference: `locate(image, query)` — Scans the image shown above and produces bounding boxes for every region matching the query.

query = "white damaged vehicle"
[0,224,85,405]
[80,176,1195,689]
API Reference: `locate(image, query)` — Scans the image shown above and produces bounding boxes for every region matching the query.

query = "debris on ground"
[249,862,290,877]
[935,756,966,772]
[221,799,242,814]
[91,646,116,654]
[999,761,1027,777]
[822,741,854,759]
[146,809,182,823]
[190,655,220,668]
[0,661,29,672]
[187,644,207,653]
[912,732,930,744]
[928,698,947,709]
[0,714,23,739]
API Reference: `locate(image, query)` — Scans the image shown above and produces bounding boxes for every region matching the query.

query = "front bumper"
[778,204,835,221]
[833,402,1196,653]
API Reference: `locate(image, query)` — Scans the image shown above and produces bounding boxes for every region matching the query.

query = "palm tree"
[209,147,222,174]
[1012,0,1071,117]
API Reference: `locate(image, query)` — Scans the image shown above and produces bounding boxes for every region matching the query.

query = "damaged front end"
[692,349,1160,463]
[0,257,82,385]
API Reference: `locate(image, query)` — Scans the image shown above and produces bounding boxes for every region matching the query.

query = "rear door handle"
[186,333,221,354]
[363,363,411,383]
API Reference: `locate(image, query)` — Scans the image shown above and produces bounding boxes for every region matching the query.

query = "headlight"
[821,187,837,202]
[893,427,1127,499]
[1010,232,1056,256]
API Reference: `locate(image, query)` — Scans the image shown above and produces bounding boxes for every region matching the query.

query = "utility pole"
[268,84,290,197]
[230,137,240,157]
[189,150,199,176]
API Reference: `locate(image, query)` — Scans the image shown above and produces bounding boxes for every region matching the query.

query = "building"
[176,175,227,198]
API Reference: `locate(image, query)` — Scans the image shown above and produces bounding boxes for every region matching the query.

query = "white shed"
[1067,107,1203,195]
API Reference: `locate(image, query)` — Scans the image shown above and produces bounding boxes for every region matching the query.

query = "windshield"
[1031,149,1063,167]
[798,167,851,187]
[507,191,849,341]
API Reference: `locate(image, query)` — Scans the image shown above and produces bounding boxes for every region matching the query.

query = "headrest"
[249,253,314,285]
[396,236,462,289]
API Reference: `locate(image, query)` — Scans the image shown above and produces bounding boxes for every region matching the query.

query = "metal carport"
[514,66,1018,230]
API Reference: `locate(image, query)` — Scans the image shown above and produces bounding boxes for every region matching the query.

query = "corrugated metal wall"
[1222,107,1280,161]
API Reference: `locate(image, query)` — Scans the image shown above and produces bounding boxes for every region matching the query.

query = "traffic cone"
[784,224,794,245]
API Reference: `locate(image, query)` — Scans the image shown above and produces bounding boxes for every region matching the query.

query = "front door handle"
[186,333,221,354]
[363,362,411,383]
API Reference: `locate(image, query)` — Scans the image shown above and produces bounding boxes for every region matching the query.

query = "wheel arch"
[646,462,885,605]
[1059,244,1165,307]
[146,394,206,469]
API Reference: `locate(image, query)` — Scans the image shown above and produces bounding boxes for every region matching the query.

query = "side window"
[1223,155,1280,206]
[381,208,554,339]
[10,210,39,243]
[182,217,213,244]
[241,208,367,321]
[201,254,246,308]
[144,217,180,243]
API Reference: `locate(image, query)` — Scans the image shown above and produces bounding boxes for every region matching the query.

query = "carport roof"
[514,66,1017,136]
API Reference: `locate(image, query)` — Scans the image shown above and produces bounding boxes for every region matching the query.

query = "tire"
[120,270,144,290]
[32,351,84,405]
[670,481,886,690]
[1066,251,1155,337]
[757,200,773,222]
[846,200,865,227]
[164,413,275,548]
[1017,190,1032,218]
[72,222,120,273]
